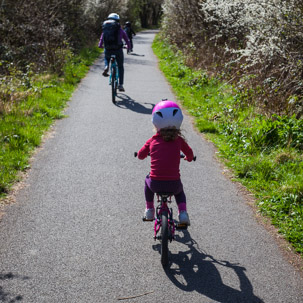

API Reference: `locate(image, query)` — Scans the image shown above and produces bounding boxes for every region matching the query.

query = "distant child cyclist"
[137,100,194,225]
[123,21,136,52]
[98,13,130,92]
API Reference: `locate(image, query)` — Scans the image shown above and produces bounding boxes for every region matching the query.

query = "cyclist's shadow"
[0,272,29,302]
[115,93,153,114]
[127,52,145,57]
[154,230,264,303]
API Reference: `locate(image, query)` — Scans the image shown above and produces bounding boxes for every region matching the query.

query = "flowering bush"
[161,0,303,116]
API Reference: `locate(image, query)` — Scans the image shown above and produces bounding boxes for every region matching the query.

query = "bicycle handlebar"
[181,153,197,161]
[134,152,196,161]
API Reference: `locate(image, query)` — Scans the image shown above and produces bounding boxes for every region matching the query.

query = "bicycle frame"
[109,55,119,103]
[154,194,176,241]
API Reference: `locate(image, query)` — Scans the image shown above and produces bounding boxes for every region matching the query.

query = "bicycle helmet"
[152,100,183,130]
[107,13,120,21]
[125,21,131,26]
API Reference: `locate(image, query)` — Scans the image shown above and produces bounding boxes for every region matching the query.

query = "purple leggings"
[144,175,186,204]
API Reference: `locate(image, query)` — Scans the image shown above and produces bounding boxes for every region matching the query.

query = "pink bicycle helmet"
[152,100,183,130]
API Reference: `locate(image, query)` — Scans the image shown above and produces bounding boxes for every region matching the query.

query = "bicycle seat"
[156,193,173,203]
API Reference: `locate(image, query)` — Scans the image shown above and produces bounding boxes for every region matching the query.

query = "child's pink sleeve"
[181,139,194,162]
[138,138,151,160]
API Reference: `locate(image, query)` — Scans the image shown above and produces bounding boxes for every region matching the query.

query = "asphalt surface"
[1,30,303,303]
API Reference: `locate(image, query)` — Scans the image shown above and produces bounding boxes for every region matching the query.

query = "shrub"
[161,0,303,116]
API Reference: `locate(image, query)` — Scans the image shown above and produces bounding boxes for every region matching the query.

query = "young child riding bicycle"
[137,100,194,225]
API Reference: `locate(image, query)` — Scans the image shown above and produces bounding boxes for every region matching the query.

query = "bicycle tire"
[111,68,116,104]
[114,75,118,98]
[161,211,169,266]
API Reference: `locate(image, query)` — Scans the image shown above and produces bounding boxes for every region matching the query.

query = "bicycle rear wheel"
[161,211,169,266]
[111,68,117,104]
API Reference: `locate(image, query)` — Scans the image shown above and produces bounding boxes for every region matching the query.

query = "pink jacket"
[138,133,194,180]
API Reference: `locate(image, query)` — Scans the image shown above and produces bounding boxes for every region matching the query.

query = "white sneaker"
[144,208,155,220]
[178,211,190,225]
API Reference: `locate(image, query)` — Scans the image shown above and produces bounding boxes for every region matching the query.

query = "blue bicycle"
[109,55,119,104]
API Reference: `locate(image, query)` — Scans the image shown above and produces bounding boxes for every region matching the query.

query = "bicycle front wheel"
[161,211,169,266]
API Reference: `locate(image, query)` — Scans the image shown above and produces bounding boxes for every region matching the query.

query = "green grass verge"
[152,35,303,255]
[0,46,102,197]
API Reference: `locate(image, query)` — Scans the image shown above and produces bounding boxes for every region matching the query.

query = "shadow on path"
[153,231,263,303]
[0,273,29,302]
[127,52,145,57]
[115,94,154,114]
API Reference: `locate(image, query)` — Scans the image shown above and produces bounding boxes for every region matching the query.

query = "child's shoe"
[178,210,190,226]
[144,208,155,221]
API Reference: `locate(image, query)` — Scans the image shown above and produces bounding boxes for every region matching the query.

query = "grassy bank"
[0,46,102,198]
[152,35,303,255]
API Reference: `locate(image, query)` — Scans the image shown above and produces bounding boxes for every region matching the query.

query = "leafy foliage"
[161,0,303,116]
[0,0,91,73]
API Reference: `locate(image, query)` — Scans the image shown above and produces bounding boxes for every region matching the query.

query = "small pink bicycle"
[135,152,196,266]
[150,192,188,266]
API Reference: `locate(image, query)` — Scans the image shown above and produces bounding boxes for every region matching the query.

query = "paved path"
[1,30,303,303]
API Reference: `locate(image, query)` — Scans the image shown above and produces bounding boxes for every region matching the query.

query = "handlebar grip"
[181,153,196,161]
[134,152,138,157]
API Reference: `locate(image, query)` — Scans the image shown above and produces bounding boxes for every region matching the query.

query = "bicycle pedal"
[176,223,188,230]
[142,217,154,222]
